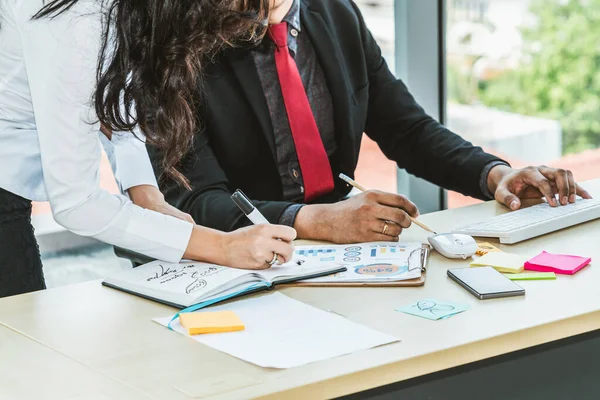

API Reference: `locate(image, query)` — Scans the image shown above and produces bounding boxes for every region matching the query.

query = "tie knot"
[269,22,288,49]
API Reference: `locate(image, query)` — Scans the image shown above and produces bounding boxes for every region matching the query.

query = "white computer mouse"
[428,233,478,259]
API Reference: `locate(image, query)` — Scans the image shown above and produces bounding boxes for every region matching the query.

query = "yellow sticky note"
[475,242,502,256]
[179,311,245,335]
[470,252,526,274]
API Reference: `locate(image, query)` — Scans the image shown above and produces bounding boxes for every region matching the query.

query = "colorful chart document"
[293,242,425,283]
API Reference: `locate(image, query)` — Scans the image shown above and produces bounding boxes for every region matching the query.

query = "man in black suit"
[152,0,590,243]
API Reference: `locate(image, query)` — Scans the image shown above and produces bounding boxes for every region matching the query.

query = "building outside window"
[449,0,490,23]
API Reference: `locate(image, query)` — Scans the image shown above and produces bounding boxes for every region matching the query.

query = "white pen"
[231,189,301,265]
[231,189,270,225]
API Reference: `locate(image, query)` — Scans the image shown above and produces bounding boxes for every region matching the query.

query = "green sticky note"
[396,299,470,321]
[504,272,556,281]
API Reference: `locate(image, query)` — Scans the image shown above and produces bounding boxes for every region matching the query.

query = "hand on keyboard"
[487,165,592,211]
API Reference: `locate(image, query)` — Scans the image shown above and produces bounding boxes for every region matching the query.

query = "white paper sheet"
[154,292,399,369]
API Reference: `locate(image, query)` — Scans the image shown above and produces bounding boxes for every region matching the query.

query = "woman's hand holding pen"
[228,189,296,269]
[130,185,296,269]
[220,225,297,270]
[294,190,419,244]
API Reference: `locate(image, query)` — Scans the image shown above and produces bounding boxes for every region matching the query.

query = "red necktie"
[269,22,334,202]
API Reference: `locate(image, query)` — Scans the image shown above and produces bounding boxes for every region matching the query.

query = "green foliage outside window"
[449,0,600,154]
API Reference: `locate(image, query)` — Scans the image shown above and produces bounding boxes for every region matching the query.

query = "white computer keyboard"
[453,198,600,244]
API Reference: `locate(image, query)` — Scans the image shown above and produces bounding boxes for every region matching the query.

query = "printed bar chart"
[297,249,336,257]
[370,246,404,258]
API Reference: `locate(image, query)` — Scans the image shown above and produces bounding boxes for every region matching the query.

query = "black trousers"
[0,188,46,297]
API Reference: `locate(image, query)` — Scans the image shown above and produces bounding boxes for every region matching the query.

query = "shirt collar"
[283,0,301,33]
[251,0,302,53]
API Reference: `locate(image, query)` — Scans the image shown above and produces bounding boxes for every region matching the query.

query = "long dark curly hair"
[34,0,269,187]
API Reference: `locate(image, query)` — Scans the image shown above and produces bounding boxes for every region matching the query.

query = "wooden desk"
[0,325,150,400]
[1,179,600,400]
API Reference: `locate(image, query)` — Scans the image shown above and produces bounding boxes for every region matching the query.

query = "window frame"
[394,0,448,213]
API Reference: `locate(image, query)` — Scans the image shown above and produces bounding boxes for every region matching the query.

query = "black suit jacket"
[151,0,503,232]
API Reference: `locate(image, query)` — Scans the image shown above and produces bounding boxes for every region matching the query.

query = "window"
[446,0,600,208]
[450,0,489,22]
[356,1,446,213]
[354,0,398,194]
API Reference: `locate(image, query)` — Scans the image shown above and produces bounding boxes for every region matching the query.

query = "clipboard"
[282,244,431,288]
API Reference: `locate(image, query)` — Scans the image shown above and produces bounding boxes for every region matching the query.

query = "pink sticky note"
[524,251,591,275]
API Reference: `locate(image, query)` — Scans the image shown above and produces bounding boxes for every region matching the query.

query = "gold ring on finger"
[382,222,389,235]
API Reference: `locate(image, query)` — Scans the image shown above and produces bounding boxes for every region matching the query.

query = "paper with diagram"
[294,242,426,283]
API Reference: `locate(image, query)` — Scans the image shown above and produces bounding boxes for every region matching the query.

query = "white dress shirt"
[0,0,193,262]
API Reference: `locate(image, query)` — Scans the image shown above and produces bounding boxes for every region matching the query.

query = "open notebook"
[103,261,345,309]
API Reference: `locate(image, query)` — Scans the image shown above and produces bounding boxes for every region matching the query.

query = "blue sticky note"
[396,299,470,321]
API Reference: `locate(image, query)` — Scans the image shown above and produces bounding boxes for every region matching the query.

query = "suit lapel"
[224,48,277,156]
[223,5,356,172]
[301,3,355,160]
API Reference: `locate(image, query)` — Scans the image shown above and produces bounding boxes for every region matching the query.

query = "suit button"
[290,29,299,37]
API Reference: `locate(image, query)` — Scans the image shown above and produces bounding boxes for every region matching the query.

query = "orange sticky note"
[475,242,502,256]
[179,311,245,335]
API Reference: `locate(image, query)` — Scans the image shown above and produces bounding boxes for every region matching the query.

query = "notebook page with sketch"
[102,260,345,308]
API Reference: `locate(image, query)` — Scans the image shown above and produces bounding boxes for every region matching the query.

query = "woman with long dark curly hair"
[0,0,296,297]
